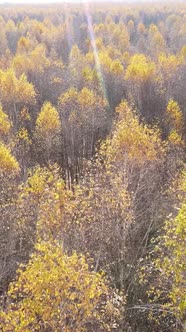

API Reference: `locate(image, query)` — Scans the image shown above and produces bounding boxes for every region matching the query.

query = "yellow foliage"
[6,19,16,32]
[137,22,146,34]
[58,87,78,106]
[13,43,50,75]
[105,101,165,165]
[17,36,31,54]
[16,74,36,104]
[51,76,64,85]
[36,102,61,138]
[85,52,95,65]
[110,60,124,75]
[0,105,11,136]
[106,45,121,59]
[180,45,186,59]
[19,107,31,122]
[149,25,165,53]
[144,174,186,325]
[17,127,31,145]
[59,87,107,117]
[128,20,134,32]
[168,130,184,147]
[0,69,36,105]
[0,240,109,332]
[153,31,165,48]
[116,99,131,118]
[94,23,105,34]
[30,44,50,73]
[0,68,16,100]
[95,37,104,50]
[125,54,155,82]
[69,44,82,60]
[18,165,66,238]
[158,53,181,78]
[149,24,158,35]
[112,24,129,51]
[77,87,96,107]
[58,86,107,156]
[166,99,183,133]
[82,66,96,82]
[122,51,130,64]
[98,51,112,70]
[0,141,19,174]
[25,166,55,197]
[12,54,31,76]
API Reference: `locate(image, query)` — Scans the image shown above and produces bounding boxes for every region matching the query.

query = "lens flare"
[84,3,108,101]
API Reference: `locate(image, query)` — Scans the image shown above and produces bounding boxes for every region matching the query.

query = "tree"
[0,18,8,56]
[148,24,166,58]
[140,171,186,331]
[0,141,19,174]
[6,19,19,54]
[0,141,20,296]
[0,240,120,332]
[0,105,11,137]
[13,127,32,176]
[110,100,165,165]
[68,44,85,89]
[58,87,108,185]
[0,69,36,130]
[157,53,182,103]
[60,101,167,298]
[36,102,61,139]
[165,99,183,134]
[35,102,61,164]
[125,54,158,121]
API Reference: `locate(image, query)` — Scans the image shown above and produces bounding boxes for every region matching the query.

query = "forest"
[0,1,185,331]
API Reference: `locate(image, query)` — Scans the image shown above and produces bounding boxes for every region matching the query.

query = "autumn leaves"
[0,3,185,331]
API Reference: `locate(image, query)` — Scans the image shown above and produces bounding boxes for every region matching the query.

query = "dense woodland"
[0,1,185,331]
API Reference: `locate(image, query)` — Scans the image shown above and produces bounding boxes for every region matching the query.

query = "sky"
[0,0,179,4]
[0,0,81,3]
[0,0,71,3]
[0,0,161,3]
